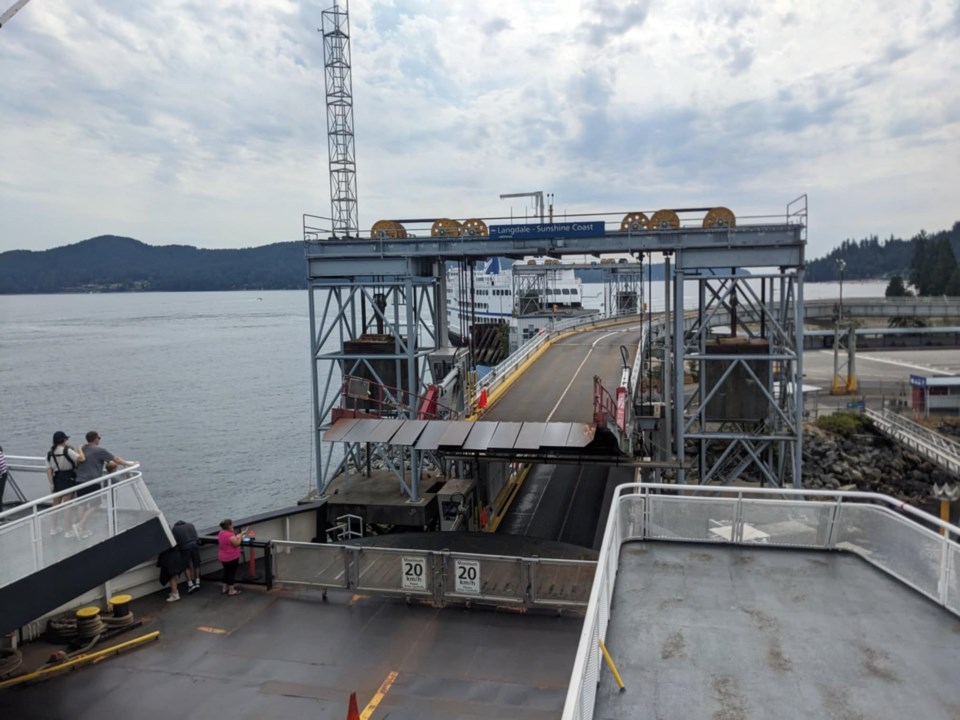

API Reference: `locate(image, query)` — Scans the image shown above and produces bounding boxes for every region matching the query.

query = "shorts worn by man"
[172,520,202,593]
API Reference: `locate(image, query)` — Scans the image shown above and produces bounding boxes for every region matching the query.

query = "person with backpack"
[46,431,84,535]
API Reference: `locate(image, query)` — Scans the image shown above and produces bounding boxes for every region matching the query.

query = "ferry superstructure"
[446,256,584,344]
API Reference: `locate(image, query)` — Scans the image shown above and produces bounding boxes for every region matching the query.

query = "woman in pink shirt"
[217,518,249,596]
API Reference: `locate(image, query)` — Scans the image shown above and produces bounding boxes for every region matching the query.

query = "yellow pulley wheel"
[620,212,649,232]
[703,207,736,228]
[649,209,680,229]
[462,218,489,237]
[370,220,407,239]
[431,218,462,237]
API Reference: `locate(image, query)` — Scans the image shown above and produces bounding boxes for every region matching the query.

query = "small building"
[909,374,960,417]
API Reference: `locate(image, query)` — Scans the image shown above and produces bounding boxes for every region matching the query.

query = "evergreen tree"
[884,274,912,297]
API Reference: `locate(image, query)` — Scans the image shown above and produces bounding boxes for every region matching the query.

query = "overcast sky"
[1,1,957,259]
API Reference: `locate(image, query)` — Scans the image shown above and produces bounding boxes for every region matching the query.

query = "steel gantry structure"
[303,202,806,497]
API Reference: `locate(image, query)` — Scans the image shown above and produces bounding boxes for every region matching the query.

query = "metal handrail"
[865,408,960,476]
[0,460,144,520]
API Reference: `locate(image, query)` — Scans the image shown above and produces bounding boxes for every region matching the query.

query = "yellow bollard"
[598,639,626,692]
[941,499,950,537]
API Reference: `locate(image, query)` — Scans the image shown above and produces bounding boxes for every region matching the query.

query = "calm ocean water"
[0,281,884,527]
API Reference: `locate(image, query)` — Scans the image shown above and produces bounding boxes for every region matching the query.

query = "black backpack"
[49,448,77,481]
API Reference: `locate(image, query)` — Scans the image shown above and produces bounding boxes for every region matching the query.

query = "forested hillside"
[0,236,306,294]
[806,222,959,282]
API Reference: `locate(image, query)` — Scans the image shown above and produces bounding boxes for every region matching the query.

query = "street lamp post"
[837,258,846,321]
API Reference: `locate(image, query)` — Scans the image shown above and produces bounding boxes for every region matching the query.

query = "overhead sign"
[909,374,927,388]
[488,221,605,240]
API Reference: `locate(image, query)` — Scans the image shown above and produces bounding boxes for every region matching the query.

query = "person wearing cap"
[46,431,85,535]
[72,431,136,539]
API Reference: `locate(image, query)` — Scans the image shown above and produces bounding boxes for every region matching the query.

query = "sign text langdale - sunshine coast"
[488,221,605,240]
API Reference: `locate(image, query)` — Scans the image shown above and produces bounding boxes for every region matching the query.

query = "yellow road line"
[485,464,532,533]
[361,670,399,719]
[476,315,641,419]
[0,631,160,688]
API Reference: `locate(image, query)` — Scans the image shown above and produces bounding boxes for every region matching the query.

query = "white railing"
[866,408,960,476]
[562,482,960,720]
[0,459,164,589]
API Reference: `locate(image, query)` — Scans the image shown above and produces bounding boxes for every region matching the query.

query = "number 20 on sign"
[401,556,427,591]
[454,559,481,594]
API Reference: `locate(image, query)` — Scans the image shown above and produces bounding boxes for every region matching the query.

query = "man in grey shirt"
[73,431,137,538]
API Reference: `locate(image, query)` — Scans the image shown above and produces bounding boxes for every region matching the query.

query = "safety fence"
[562,482,960,720]
[0,459,162,589]
[271,541,595,610]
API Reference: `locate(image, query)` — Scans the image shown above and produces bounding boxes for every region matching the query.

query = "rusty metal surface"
[564,423,597,448]
[540,423,575,448]
[323,418,359,443]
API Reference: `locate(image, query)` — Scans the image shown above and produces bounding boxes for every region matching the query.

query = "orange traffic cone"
[478,387,488,409]
[346,691,361,720]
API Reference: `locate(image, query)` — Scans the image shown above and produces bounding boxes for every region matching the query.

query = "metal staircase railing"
[864,408,960,476]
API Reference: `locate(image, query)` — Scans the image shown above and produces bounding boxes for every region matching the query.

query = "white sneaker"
[166,593,180,603]
[187,581,199,593]
[64,529,76,539]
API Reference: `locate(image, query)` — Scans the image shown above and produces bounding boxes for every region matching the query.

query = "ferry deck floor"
[594,543,960,720]
[0,585,582,720]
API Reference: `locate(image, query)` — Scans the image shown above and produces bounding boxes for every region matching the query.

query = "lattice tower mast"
[321,1,359,238]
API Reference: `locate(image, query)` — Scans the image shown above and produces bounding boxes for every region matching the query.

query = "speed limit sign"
[454,559,480,594]
[401,556,427,591]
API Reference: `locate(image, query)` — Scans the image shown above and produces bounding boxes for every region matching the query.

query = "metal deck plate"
[462,422,498,451]
[489,421,523,451]
[514,422,547,450]
[338,418,384,444]
[540,422,575,449]
[389,419,429,447]
[436,421,474,449]
[413,422,452,451]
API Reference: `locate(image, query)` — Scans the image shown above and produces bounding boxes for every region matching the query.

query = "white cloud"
[0,0,957,258]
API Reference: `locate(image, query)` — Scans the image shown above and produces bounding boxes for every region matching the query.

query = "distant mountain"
[0,236,306,294]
